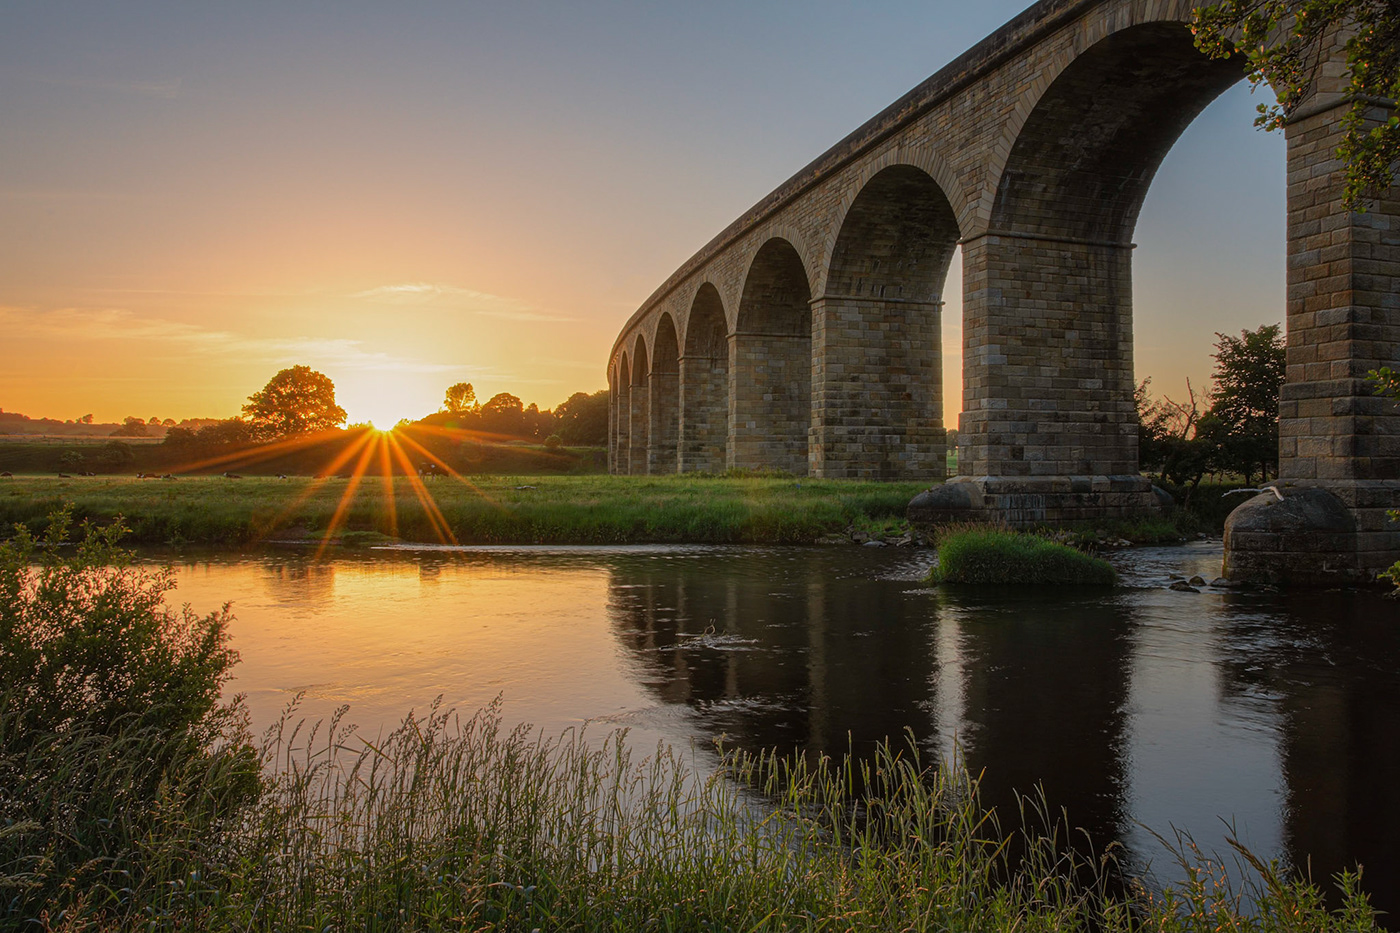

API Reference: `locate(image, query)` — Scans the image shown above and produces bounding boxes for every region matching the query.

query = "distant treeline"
[0,410,219,438]
[413,387,609,445]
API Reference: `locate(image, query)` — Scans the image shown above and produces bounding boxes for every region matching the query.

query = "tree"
[555,389,610,445]
[478,392,525,435]
[162,418,252,452]
[1205,323,1287,483]
[242,365,347,440]
[443,382,478,414]
[1193,0,1400,209]
[1136,378,1218,496]
[112,415,148,437]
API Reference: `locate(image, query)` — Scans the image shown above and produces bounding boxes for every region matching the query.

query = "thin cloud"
[0,305,463,376]
[349,281,575,323]
[31,75,183,100]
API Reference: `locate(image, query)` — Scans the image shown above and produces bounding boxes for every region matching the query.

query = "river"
[168,541,1400,915]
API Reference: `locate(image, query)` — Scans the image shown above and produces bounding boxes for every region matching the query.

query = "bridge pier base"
[1224,481,1400,586]
[906,475,1163,530]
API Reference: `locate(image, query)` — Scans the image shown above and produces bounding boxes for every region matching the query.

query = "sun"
[335,376,440,430]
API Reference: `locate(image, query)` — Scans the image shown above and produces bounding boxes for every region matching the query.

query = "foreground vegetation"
[0,474,926,547]
[1,510,1385,930]
[11,700,1383,932]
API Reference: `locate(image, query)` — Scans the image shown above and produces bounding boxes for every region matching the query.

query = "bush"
[0,506,259,924]
[931,529,1116,586]
[543,433,563,449]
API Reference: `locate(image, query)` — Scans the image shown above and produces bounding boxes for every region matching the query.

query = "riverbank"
[0,474,928,546]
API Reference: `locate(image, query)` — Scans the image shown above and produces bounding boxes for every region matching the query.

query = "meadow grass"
[932,529,1118,586]
[0,474,926,547]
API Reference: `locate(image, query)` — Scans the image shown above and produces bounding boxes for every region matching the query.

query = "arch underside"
[732,239,812,473]
[649,315,680,474]
[628,341,649,475]
[815,164,959,479]
[963,22,1243,479]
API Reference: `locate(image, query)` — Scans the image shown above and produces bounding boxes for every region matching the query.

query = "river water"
[169,542,1400,914]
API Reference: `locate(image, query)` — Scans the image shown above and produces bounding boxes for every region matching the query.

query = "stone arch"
[958,20,1244,482]
[649,312,681,474]
[972,1,1204,234]
[616,350,630,474]
[809,163,962,479]
[628,337,649,475]
[819,147,973,284]
[732,238,812,473]
[680,282,729,472]
[993,22,1242,245]
[608,360,620,473]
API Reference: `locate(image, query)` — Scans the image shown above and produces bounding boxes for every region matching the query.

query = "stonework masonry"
[606,0,1399,582]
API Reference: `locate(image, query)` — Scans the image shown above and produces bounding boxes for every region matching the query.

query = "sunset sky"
[2,2,1284,428]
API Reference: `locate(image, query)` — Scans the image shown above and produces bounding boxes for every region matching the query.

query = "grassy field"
[0,473,930,546]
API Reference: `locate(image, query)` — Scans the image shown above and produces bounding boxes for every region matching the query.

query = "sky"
[0,1,1285,428]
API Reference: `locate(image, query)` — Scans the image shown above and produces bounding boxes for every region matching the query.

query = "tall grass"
[4,699,1379,931]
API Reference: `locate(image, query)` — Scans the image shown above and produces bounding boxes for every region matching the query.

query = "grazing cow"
[81,471,96,477]
[161,474,176,480]
[277,473,289,480]
[0,471,12,478]
[223,472,243,479]
[57,472,70,478]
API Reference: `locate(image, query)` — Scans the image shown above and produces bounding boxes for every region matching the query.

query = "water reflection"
[608,551,941,762]
[942,591,1135,853]
[162,544,1400,917]
[1213,590,1400,914]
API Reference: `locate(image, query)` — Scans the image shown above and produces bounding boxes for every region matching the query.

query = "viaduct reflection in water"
[605,548,1399,916]
[1213,589,1400,918]
[606,551,1136,853]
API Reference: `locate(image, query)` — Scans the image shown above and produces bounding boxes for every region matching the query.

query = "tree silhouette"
[443,382,478,414]
[243,366,347,440]
[478,392,524,435]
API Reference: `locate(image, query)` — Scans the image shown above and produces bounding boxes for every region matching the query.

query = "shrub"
[543,433,563,449]
[0,506,259,924]
[931,529,1116,586]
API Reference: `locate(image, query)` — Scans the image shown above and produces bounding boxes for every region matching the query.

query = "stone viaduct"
[606,0,1399,582]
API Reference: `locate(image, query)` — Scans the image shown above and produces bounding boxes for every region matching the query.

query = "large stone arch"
[958,20,1242,488]
[812,162,962,478]
[680,282,729,472]
[732,238,812,473]
[649,313,681,473]
[628,338,649,475]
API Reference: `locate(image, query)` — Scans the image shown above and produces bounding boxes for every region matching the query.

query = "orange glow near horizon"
[169,423,506,558]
